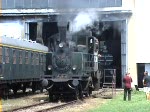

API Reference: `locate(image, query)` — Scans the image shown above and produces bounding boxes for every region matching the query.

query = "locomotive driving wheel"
[22,83,27,94]
[85,87,92,97]
[48,92,53,102]
[78,84,83,100]
[12,88,17,95]
[74,87,79,100]
[0,84,9,99]
[74,84,83,100]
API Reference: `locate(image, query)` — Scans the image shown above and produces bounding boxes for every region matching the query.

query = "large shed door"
[121,20,127,86]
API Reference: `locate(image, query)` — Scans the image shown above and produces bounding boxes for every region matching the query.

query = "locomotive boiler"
[41,24,102,101]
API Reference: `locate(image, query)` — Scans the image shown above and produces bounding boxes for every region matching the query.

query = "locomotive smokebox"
[72,79,79,86]
[41,78,48,87]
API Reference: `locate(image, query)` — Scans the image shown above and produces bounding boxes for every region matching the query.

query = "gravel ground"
[55,90,123,112]
[1,92,49,111]
[51,97,110,112]
[1,89,123,112]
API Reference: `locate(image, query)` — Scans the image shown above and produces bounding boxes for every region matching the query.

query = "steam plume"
[71,10,99,33]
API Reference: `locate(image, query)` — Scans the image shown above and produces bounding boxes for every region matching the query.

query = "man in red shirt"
[123,73,133,101]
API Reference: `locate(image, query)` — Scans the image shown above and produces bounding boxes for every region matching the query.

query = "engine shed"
[0,0,138,88]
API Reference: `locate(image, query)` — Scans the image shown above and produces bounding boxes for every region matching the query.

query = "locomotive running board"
[47,84,54,90]
[68,84,75,90]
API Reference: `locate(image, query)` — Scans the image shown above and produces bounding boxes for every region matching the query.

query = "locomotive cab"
[88,36,99,72]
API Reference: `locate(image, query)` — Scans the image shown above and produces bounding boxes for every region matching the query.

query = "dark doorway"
[42,22,58,46]
[29,22,58,45]
[99,21,121,88]
[137,63,145,88]
[29,22,37,41]
[28,21,122,88]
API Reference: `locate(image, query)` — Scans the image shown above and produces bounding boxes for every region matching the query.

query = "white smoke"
[70,10,98,33]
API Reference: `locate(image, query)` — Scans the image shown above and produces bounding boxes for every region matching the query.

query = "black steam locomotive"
[41,25,102,101]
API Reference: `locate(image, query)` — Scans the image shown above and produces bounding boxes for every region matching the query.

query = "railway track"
[5,101,49,112]
[36,100,80,112]
[7,100,80,112]
[3,89,117,112]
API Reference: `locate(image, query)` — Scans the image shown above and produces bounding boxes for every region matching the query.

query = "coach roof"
[0,36,48,52]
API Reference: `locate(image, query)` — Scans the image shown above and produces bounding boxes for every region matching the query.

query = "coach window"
[25,51,29,64]
[31,53,34,65]
[95,43,99,52]
[13,49,16,64]
[40,54,43,66]
[40,54,44,70]
[0,47,2,64]
[31,53,33,65]
[36,53,39,65]
[77,36,86,45]
[5,48,9,63]
[19,50,22,64]
[43,55,46,71]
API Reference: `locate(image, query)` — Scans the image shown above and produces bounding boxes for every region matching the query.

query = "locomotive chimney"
[57,21,68,42]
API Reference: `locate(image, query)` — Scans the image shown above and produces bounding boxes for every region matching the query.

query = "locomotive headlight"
[72,65,77,70]
[48,65,52,70]
[0,75,4,79]
[59,43,63,48]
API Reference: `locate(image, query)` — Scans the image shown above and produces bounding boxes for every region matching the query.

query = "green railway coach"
[0,36,48,97]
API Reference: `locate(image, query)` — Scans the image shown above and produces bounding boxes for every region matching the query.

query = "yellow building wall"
[127,12,137,86]
[121,0,137,87]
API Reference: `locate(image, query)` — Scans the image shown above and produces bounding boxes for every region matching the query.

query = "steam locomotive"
[41,25,102,101]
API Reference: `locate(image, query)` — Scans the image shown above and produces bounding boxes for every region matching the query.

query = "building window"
[25,22,29,40]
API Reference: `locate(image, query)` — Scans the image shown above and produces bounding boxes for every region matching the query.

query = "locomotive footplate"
[48,82,77,95]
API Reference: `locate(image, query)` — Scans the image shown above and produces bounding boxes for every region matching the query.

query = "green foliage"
[88,90,150,112]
